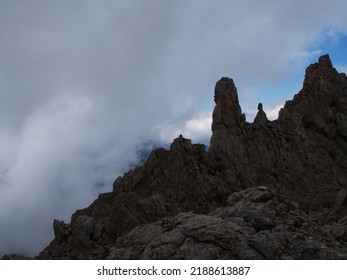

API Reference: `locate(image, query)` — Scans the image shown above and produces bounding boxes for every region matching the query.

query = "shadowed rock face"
[212,77,243,131]
[106,187,347,260]
[209,55,347,208]
[33,55,347,260]
[254,103,268,125]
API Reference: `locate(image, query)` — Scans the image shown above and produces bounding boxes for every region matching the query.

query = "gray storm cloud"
[0,0,347,255]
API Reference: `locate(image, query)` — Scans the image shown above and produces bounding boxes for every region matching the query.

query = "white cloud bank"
[158,112,212,144]
[266,105,284,120]
[1,0,347,256]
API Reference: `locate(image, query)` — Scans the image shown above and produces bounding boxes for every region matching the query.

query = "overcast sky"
[0,0,347,256]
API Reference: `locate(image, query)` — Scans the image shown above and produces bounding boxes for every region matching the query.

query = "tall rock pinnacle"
[254,103,268,125]
[211,77,243,132]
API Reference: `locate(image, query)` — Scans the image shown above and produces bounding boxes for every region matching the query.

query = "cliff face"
[35,55,347,260]
[210,55,347,209]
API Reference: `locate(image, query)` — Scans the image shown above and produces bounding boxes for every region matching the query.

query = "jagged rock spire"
[254,103,268,124]
[211,77,243,132]
[279,54,347,139]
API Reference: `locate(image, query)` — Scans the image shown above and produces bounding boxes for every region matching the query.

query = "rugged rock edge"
[3,54,347,260]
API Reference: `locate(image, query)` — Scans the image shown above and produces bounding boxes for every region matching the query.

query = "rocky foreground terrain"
[3,54,347,260]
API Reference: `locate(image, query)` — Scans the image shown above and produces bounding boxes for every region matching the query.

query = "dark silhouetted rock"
[254,103,268,125]
[34,54,347,260]
[212,77,242,132]
[106,187,347,259]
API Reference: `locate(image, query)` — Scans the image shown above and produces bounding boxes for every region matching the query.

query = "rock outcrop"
[107,187,347,259]
[35,54,347,260]
[212,77,244,131]
[254,103,268,125]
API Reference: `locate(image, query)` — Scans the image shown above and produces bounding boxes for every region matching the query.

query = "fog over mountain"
[0,0,347,256]
[32,55,347,259]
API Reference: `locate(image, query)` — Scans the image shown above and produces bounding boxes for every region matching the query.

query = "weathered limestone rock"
[34,55,347,260]
[254,103,268,125]
[107,187,347,260]
[212,77,242,132]
[209,54,347,209]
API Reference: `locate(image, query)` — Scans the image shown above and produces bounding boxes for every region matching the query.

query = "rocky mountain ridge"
[3,54,347,260]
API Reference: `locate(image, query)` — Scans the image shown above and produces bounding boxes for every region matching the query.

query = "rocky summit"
[9,54,347,260]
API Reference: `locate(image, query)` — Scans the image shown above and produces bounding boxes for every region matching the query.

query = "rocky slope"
[31,54,347,259]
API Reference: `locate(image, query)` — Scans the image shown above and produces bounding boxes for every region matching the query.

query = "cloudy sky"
[0,0,347,256]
